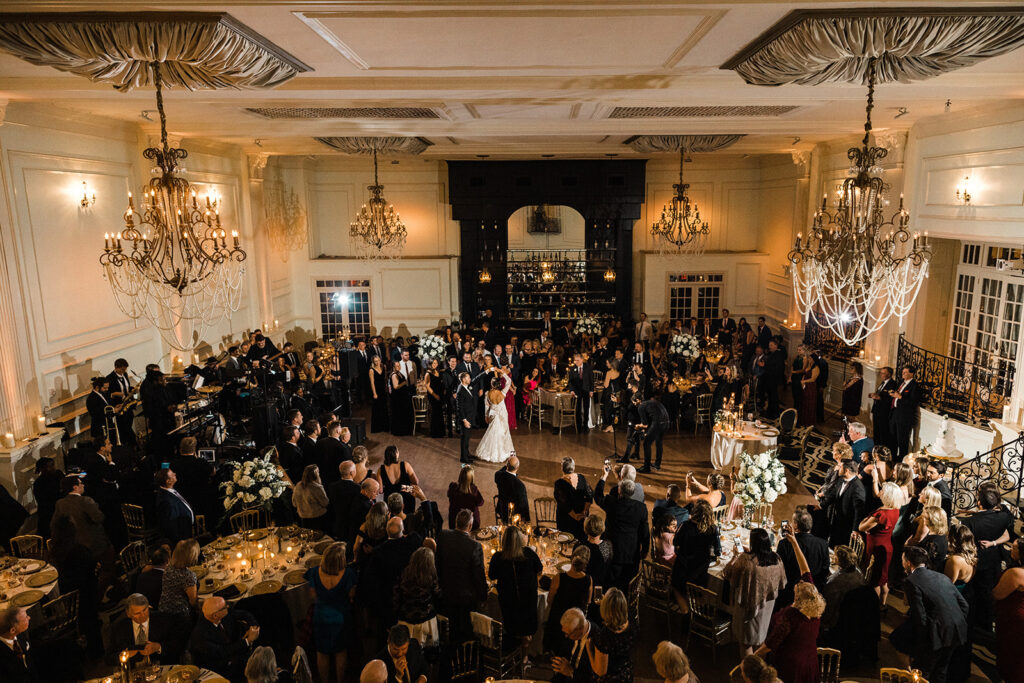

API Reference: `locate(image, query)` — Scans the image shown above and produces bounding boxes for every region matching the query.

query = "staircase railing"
[948,432,1024,512]
[896,334,1014,425]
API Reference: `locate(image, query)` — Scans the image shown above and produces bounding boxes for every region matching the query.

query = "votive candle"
[36,415,46,434]
[2,433,14,449]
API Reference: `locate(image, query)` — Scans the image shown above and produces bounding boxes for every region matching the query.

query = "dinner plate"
[553,532,573,543]
[169,665,200,680]
[721,521,737,531]
[210,536,240,550]
[16,560,44,574]
[473,528,496,541]
[304,555,322,569]
[313,540,333,554]
[24,570,57,588]
[198,579,224,595]
[251,580,283,596]
[761,428,780,438]
[284,569,308,586]
[245,529,269,542]
[559,563,571,573]
[190,566,208,580]
[11,590,44,607]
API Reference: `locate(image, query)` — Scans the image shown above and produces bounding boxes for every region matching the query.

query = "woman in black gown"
[369,356,390,433]
[553,457,592,539]
[671,499,721,613]
[423,358,445,438]
[841,361,864,419]
[389,361,414,436]
[488,526,543,646]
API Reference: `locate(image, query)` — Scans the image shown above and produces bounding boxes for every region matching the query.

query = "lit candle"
[37,415,46,434]
[232,230,239,247]
[875,355,881,362]
[2,433,14,449]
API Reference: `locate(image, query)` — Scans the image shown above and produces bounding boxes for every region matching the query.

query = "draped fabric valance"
[0,12,310,91]
[722,9,1024,86]
[625,135,744,154]
[315,136,433,156]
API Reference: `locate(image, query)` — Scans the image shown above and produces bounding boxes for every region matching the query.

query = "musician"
[247,335,278,364]
[199,357,220,385]
[223,347,244,376]
[86,377,111,440]
[106,359,132,404]
[142,371,176,453]
[277,342,300,384]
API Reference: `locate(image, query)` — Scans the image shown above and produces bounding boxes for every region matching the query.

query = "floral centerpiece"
[576,316,602,337]
[734,450,787,506]
[669,333,701,359]
[419,333,447,361]
[221,453,289,513]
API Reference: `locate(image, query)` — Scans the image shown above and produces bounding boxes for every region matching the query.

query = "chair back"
[492,494,501,525]
[230,508,266,534]
[193,514,207,538]
[640,559,673,602]
[11,535,44,560]
[711,505,727,526]
[122,503,147,536]
[849,530,865,564]
[728,664,745,683]
[449,640,480,681]
[695,393,713,422]
[534,497,557,527]
[754,502,773,526]
[818,647,841,683]
[120,541,148,574]
[880,668,928,683]
[627,572,641,624]
[41,589,79,640]
[778,408,798,434]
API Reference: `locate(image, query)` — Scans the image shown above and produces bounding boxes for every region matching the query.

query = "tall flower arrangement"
[576,316,601,337]
[669,333,701,359]
[221,453,289,513]
[419,334,447,361]
[734,450,787,505]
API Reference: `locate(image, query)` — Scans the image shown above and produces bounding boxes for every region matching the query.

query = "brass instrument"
[103,405,121,446]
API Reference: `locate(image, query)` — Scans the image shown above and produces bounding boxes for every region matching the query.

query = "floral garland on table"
[220,454,289,513]
[669,333,701,359]
[576,316,602,337]
[734,450,787,505]
[419,334,447,361]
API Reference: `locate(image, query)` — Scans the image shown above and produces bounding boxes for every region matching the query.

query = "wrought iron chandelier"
[100,61,246,352]
[787,58,931,346]
[349,148,407,259]
[651,148,709,254]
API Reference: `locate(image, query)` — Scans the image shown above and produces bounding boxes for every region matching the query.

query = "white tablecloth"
[0,557,59,614]
[711,427,778,470]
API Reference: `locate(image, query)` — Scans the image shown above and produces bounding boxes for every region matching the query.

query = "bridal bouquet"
[669,333,701,359]
[221,453,289,512]
[576,316,601,337]
[419,334,447,361]
[734,450,787,505]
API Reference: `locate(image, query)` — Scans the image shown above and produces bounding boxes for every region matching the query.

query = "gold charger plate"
[169,664,201,680]
[553,532,574,543]
[15,560,45,574]
[245,529,270,541]
[190,566,208,580]
[11,590,44,607]
[284,569,308,586]
[721,521,738,531]
[313,540,332,554]
[24,570,57,588]
[198,579,224,595]
[473,528,496,541]
[304,555,322,569]
[251,580,283,596]
[210,536,240,550]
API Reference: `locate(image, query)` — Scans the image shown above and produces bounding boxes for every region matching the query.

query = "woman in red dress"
[756,530,824,683]
[994,539,1024,683]
[500,366,517,430]
[858,481,903,608]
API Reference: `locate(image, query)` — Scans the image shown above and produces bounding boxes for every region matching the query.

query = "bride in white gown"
[475,373,515,463]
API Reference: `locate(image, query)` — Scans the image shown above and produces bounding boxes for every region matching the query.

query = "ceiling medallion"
[787,58,931,346]
[99,61,246,352]
[650,148,709,255]
[349,148,407,259]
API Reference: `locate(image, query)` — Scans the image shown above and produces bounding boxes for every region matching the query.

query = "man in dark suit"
[890,546,968,683]
[189,598,259,682]
[869,366,897,450]
[925,460,953,518]
[441,356,460,438]
[635,397,670,474]
[763,339,786,418]
[755,316,773,349]
[435,509,488,641]
[153,469,194,545]
[456,372,477,464]
[628,342,651,377]
[0,606,34,683]
[964,486,1014,629]
[551,608,595,683]
[315,421,346,486]
[106,594,181,665]
[169,437,215,520]
[494,456,530,523]
[366,518,422,628]
[277,426,305,485]
[776,507,830,607]
[106,358,136,445]
[86,376,111,440]
[328,462,361,541]
[825,460,865,548]
[714,309,736,346]
[376,624,427,683]
[390,336,406,364]
[888,366,920,459]
[353,339,372,402]
[299,419,320,464]
[697,318,714,341]
[602,480,649,590]
[566,354,593,433]
[53,474,110,557]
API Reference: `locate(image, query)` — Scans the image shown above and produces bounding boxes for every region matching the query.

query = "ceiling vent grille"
[608,105,798,118]
[245,107,440,120]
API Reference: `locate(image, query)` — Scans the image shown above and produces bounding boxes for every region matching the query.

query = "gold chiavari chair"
[818,647,841,683]
[880,668,927,683]
[533,497,557,528]
[10,535,44,560]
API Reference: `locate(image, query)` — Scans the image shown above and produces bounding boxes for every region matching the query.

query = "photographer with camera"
[633,393,670,474]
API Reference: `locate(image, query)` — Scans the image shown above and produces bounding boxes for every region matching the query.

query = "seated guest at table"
[190,597,260,682]
[359,659,387,683]
[158,539,198,618]
[820,545,864,632]
[581,515,613,590]
[306,542,358,683]
[292,464,329,532]
[435,509,488,642]
[723,528,787,657]
[652,640,696,683]
[587,588,636,681]
[553,457,593,540]
[244,645,290,683]
[353,501,389,563]
[654,484,689,529]
[393,547,442,648]
[48,515,101,655]
[543,546,594,654]
[153,468,195,546]
[755,530,824,683]
[376,624,427,683]
[495,455,530,524]
[684,472,727,509]
[741,654,781,683]
[776,506,829,608]
[653,515,678,566]
[0,606,34,683]
[446,465,485,530]
[134,544,171,608]
[671,500,721,614]
[107,593,179,666]
[603,479,650,590]
[329,462,361,541]
[32,457,62,540]
[551,608,595,683]
[488,526,543,649]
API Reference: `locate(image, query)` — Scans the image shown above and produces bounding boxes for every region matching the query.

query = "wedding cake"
[930,415,959,458]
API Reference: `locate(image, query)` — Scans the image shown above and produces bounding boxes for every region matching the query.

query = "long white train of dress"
[475,387,515,463]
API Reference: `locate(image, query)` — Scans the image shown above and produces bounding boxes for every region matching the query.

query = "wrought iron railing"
[802,318,864,360]
[896,334,1014,425]
[949,432,1024,512]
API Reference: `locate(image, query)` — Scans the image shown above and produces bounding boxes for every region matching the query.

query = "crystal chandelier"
[349,148,406,259]
[651,148,709,254]
[100,62,246,352]
[788,58,931,346]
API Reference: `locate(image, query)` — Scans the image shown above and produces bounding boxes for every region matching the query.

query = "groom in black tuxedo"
[456,373,477,464]
[567,353,593,433]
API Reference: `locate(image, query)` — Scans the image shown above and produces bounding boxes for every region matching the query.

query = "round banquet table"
[0,556,60,614]
[85,664,226,682]
[710,423,779,470]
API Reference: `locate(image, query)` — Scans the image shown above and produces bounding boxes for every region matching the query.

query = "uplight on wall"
[955,175,972,204]
[80,181,96,208]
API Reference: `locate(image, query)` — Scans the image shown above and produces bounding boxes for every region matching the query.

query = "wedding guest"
[488,526,543,648]
[820,545,865,632]
[351,445,371,483]
[652,515,677,566]
[134,544,171,608]
[776,507,829,608]
[353,501,388,562]
[945,524,978,683]
[423,358,445,438]
[859,481,903,607]
[315,422,348,488]
[369,356,390,433]
[684,472,727,508]
[798,349,819,427]
[723,528,786,657]
[446,465,484,530]
[49,515,101,655]
[376,445,420,514]
[0,606,34,683]
[841,362,864,420]
[652,640,696,683]
[964,485,1013,629]
[671,500,721,614]
[435,509,488,641]
[553,457,593,540]
[53,473,111,559]
[292,464,330,532]
[244,646,288,683]
[347,478,380,550]
[907,505,949,572]
[306,542,358,683]
[158,539,199,618]
[495,455,530,523]
[190,597,259,683]
[582,514,613,589]
[106,594,178,667]
[993,539,1024,683]
[653,484,689,528]
[601,358,622,432]
[588,588,636,682]
[375,625,427,683]
[32,457,62,539]
[393,547,442,647]
[543,545,593,654]
[740,654,781,683]
[551,608,595,683]
[300,419,321,462]
[602,479,650,590]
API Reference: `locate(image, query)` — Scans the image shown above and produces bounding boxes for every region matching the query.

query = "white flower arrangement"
[419,334,448,361]
[734,450,787,505]
[669,333,701,359]
[576,317,602,337]
[220,453,289,513]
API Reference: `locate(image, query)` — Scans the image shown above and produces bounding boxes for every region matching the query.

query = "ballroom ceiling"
[1,0,1023,158]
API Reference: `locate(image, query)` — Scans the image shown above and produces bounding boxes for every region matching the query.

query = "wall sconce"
[955,176,971,204]
[80,181,96,208]
[478,267,492,284]
[603,266,616,282]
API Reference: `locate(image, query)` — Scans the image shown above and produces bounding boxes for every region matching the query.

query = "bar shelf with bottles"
[505,247,617,321]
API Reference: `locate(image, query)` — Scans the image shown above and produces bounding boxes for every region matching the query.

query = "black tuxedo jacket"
[494,468,530,523]
[106,371,132,402]
[315,438,345,483]
[277,441,305,484]
[456,385,477,426]
[86,390,110,438]
[347,495,374,546]
[0,634,34,683]
[892,379,920,419]
[566,363,593,397]
[826,477,865,544]
[697,322,715,340]
[189,609,258,681]
[756,325,773,349]
[328,479,361,540]
[299,435,318,464]
[106,611,181,665]
[629,351,651,376]
[872,378,897,419]
[602,496,650,565]
[376,640,428,683]
[765,349,786,384]
[903,566,969,653]
[434,529,488,608]
[154,488,194,545]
